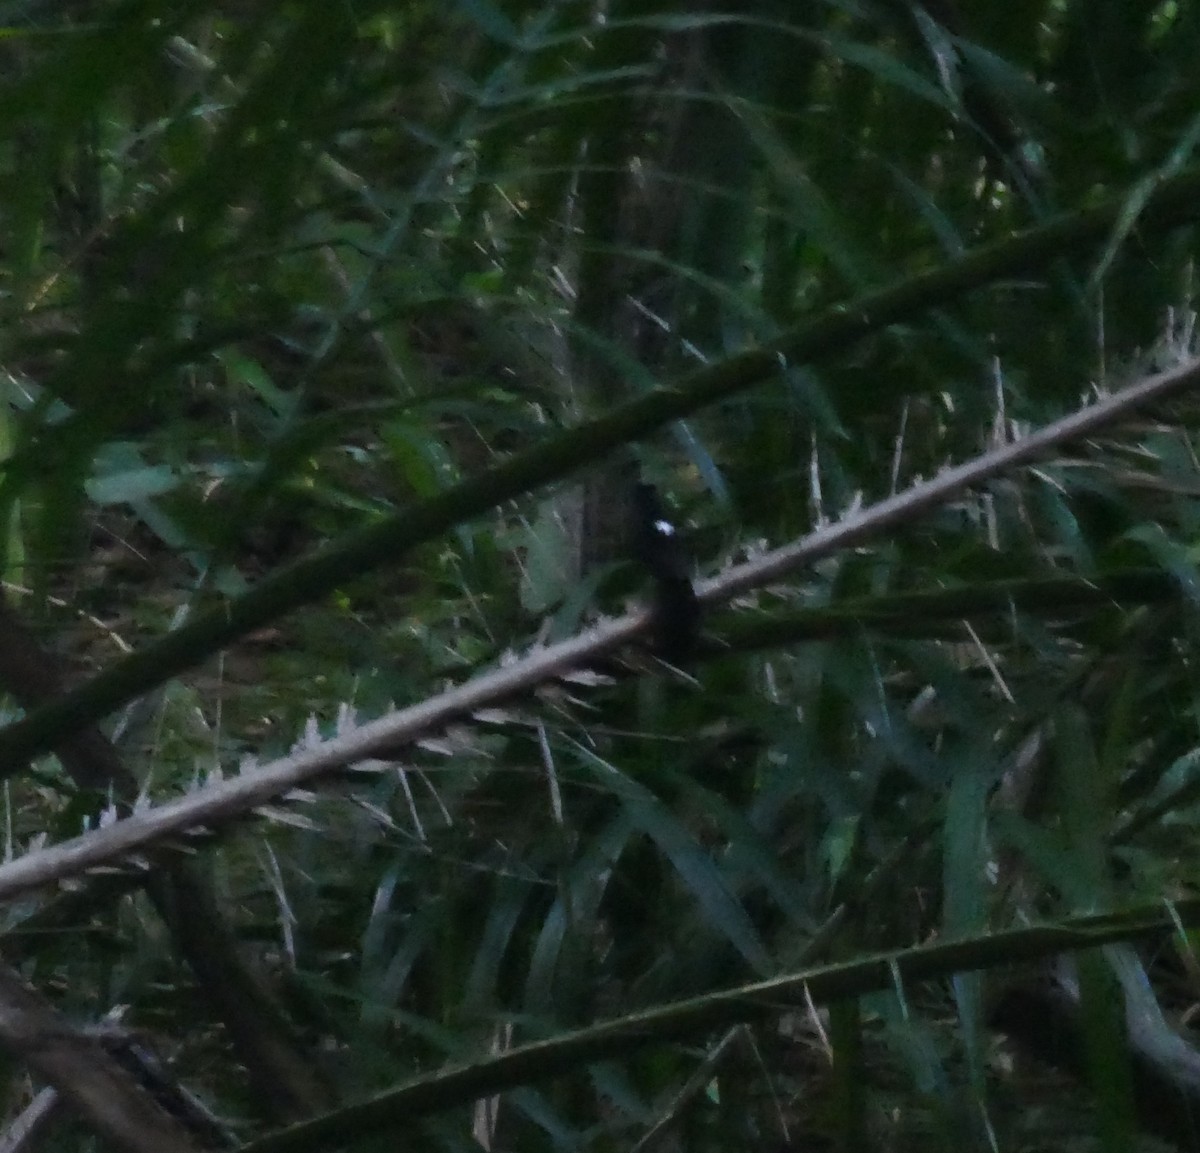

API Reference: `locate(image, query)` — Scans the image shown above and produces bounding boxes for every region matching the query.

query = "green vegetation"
[2,2,1200,1150]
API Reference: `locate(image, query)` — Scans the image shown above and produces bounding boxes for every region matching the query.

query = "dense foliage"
[3,2,1200,1150]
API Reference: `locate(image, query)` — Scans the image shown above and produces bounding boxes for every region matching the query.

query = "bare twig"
[1,359,1199,899]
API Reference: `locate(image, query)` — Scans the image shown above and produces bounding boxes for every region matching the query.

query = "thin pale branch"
[698,356,1200,604]
[2,357,1198,898]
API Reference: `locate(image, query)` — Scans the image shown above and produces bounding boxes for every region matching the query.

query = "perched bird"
[631,483,701,662]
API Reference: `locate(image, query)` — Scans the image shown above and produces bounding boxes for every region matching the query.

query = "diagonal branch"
[4,167,1200,769]
[1,357,1198,899]
[0,961,207,1153]
[241,900,1200,1153]
[696,356,1200,604]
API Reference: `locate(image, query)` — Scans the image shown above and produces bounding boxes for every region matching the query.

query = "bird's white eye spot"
[654,519,675,536]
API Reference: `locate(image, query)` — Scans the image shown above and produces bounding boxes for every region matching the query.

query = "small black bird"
[631,483,701,662]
